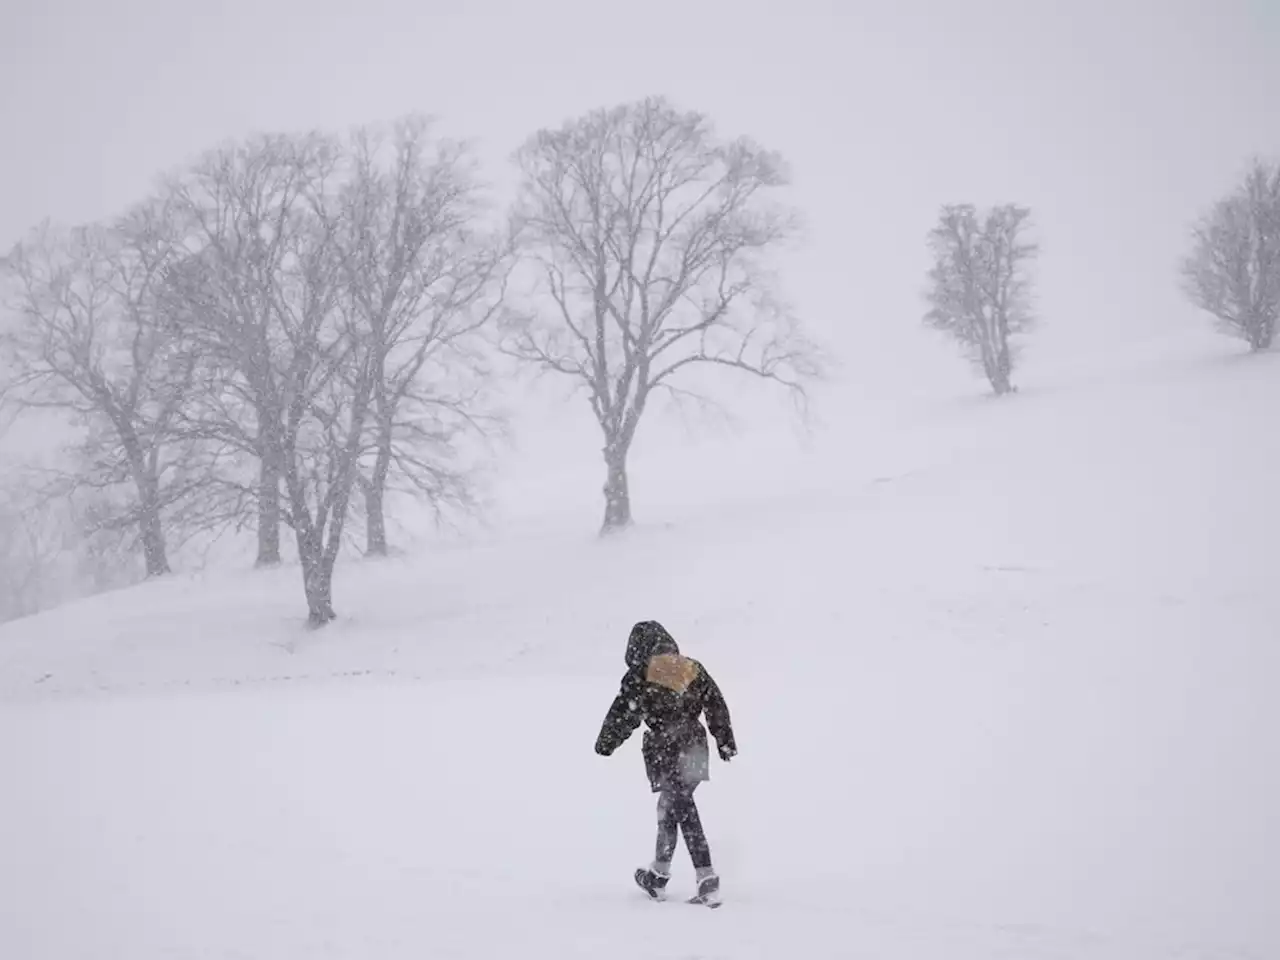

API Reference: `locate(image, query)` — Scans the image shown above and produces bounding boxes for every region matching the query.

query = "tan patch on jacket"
[646,653,699,694]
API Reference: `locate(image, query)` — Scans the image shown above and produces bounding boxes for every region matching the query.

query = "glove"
[718,743,736,762]
[595,740,613,757]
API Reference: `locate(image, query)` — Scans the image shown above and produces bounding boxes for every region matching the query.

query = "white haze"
[3,0,1277,519]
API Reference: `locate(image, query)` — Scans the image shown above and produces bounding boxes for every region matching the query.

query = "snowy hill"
[2,338,1278,960]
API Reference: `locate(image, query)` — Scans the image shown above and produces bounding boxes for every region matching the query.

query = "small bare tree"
[0,484,63,622]
[506,97,821,533]
[1,206,199,577]
[1182,159,1280,352]
[924,203,1037,396]
[0,477,129,623]
[336,117,504,556]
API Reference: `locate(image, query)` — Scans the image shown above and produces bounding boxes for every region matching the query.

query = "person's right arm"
[595,674,643,755]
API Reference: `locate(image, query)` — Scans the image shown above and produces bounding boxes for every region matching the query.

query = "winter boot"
[634,866,670,900]
[689,869,721,907]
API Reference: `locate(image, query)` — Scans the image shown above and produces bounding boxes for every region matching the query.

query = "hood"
[625,620,679,669]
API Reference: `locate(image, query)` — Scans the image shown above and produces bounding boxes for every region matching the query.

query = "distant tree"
[0,486,61,621]
[334,117,504,556]
[506,96,822,533]
[0,205,201,577]
[924,203,1037,396]
[1182,159,1280,352]
[0,467,149,624]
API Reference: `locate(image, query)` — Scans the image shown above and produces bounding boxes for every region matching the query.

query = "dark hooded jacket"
[594,621,737,793]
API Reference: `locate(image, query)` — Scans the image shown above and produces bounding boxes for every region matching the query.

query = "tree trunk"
[304,460,362,626]
[983,339,1015,396]
[298,530,336,628]
[601,445,633,534]
[365,483,387,556]
[364,418,393,557]
[285,473,339,629]
[1248,313,1275,352]
[256,455,282,567]
[305,561,336,628]
[292,407,370,626]
[124,440,171,578]
[988,364,1013,396]
[138,500,171,577]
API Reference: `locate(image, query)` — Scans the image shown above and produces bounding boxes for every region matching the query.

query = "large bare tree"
[0,206,200,577]
[924,203,1037,396]
[1183,159,1280,353]
[506,97,821,533]
[277,277,372,627]
[164,126,498,624]
[161,134,339,568]
[335,117,504,556]
[163,132,373,625]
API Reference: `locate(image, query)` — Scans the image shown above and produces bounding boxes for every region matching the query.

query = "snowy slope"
[2,340,1279,960]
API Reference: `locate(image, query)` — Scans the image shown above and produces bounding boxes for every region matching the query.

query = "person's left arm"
[700,667,737,760]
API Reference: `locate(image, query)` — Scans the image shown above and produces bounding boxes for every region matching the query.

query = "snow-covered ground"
[2,337,1279,959]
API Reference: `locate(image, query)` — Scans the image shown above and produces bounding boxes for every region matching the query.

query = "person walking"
[594,620,737,907]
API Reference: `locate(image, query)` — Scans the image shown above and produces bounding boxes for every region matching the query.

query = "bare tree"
[0,485,64,622]
[1182,159,1280,352]
[161,134,338,568]
[0,457,159,624]
[163,132,375,625]
[335,117,504,556]
[505,97,821,533]
[279,191,383,626]
[279,309,370,627]
[924,203,1037,396]
[0,207,199,577]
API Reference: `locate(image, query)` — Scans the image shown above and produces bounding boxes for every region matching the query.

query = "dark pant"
[655,784,711,870]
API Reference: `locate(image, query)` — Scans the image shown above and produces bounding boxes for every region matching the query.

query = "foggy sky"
[3,0,1277,517]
